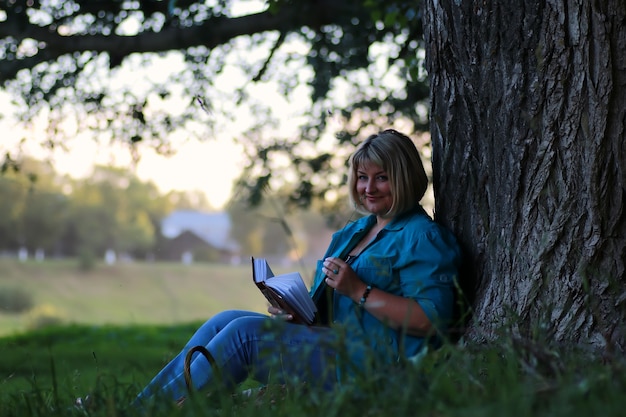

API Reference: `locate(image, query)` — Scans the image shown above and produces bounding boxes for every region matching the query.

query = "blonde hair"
[348,129,428,217]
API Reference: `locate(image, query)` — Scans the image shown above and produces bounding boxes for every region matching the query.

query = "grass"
[0,323,195,396]
[1,259,625,416]
[1,325,625,417]
[0,258,277,336]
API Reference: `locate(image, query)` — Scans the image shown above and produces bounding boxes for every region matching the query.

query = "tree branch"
[0,0,359,82]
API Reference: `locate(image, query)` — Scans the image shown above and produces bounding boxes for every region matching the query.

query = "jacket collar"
[358,205,429,232]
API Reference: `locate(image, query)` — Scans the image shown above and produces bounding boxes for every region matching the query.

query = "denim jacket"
[309,206,461,375]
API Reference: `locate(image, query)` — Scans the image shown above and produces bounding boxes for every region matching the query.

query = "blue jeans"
[133,310,338,406]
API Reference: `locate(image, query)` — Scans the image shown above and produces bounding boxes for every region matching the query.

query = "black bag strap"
[183,345,219,394]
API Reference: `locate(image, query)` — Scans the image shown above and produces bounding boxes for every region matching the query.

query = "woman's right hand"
[267,305,293,321]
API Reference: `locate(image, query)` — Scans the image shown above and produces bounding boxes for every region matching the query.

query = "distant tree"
[66,166,158,257]
[0,158,67,253]
[227,186,338,270]
[65,202,114,257]
[21,190,68,255]
[227,197,292,258]
[122,177,167,257]
[0,176,23,250]
[0,156,229,257]
[164,189,214,212]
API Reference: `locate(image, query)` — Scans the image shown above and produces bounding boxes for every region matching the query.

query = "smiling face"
[348,129,428,218]
[355,162,394,217]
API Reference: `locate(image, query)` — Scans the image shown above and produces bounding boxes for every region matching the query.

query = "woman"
[132,129,461,408]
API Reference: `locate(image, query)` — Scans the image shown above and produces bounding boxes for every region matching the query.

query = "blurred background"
[0,0,432,336]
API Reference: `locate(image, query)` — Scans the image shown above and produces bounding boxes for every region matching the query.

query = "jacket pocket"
[354,256,400,292]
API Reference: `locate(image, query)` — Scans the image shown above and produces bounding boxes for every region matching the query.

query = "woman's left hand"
[267,305,294,321]
[322,257,366,301]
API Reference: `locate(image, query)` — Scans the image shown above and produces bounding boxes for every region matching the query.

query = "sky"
[56,136,244,210]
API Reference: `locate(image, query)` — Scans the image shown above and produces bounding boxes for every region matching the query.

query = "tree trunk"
[423,0,626,352]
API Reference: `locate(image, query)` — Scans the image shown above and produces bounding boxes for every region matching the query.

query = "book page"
[251,257,317,324]
[265,272,317,323]
[252,257,274,283]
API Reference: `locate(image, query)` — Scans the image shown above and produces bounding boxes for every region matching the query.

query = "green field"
[1,259,625,417]
[0,259,296,415]
[0,258,277,336]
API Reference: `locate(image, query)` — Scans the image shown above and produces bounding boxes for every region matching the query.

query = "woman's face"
[356,162,393,217]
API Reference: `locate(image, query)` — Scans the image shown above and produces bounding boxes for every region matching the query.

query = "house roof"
[161,210,239,252]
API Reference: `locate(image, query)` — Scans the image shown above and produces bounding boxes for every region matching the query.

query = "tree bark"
[423,0,626,352]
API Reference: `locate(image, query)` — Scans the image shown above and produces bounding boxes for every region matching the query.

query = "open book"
[251,257,317,325]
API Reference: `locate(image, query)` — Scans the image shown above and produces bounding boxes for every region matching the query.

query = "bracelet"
[358,285,372,307]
